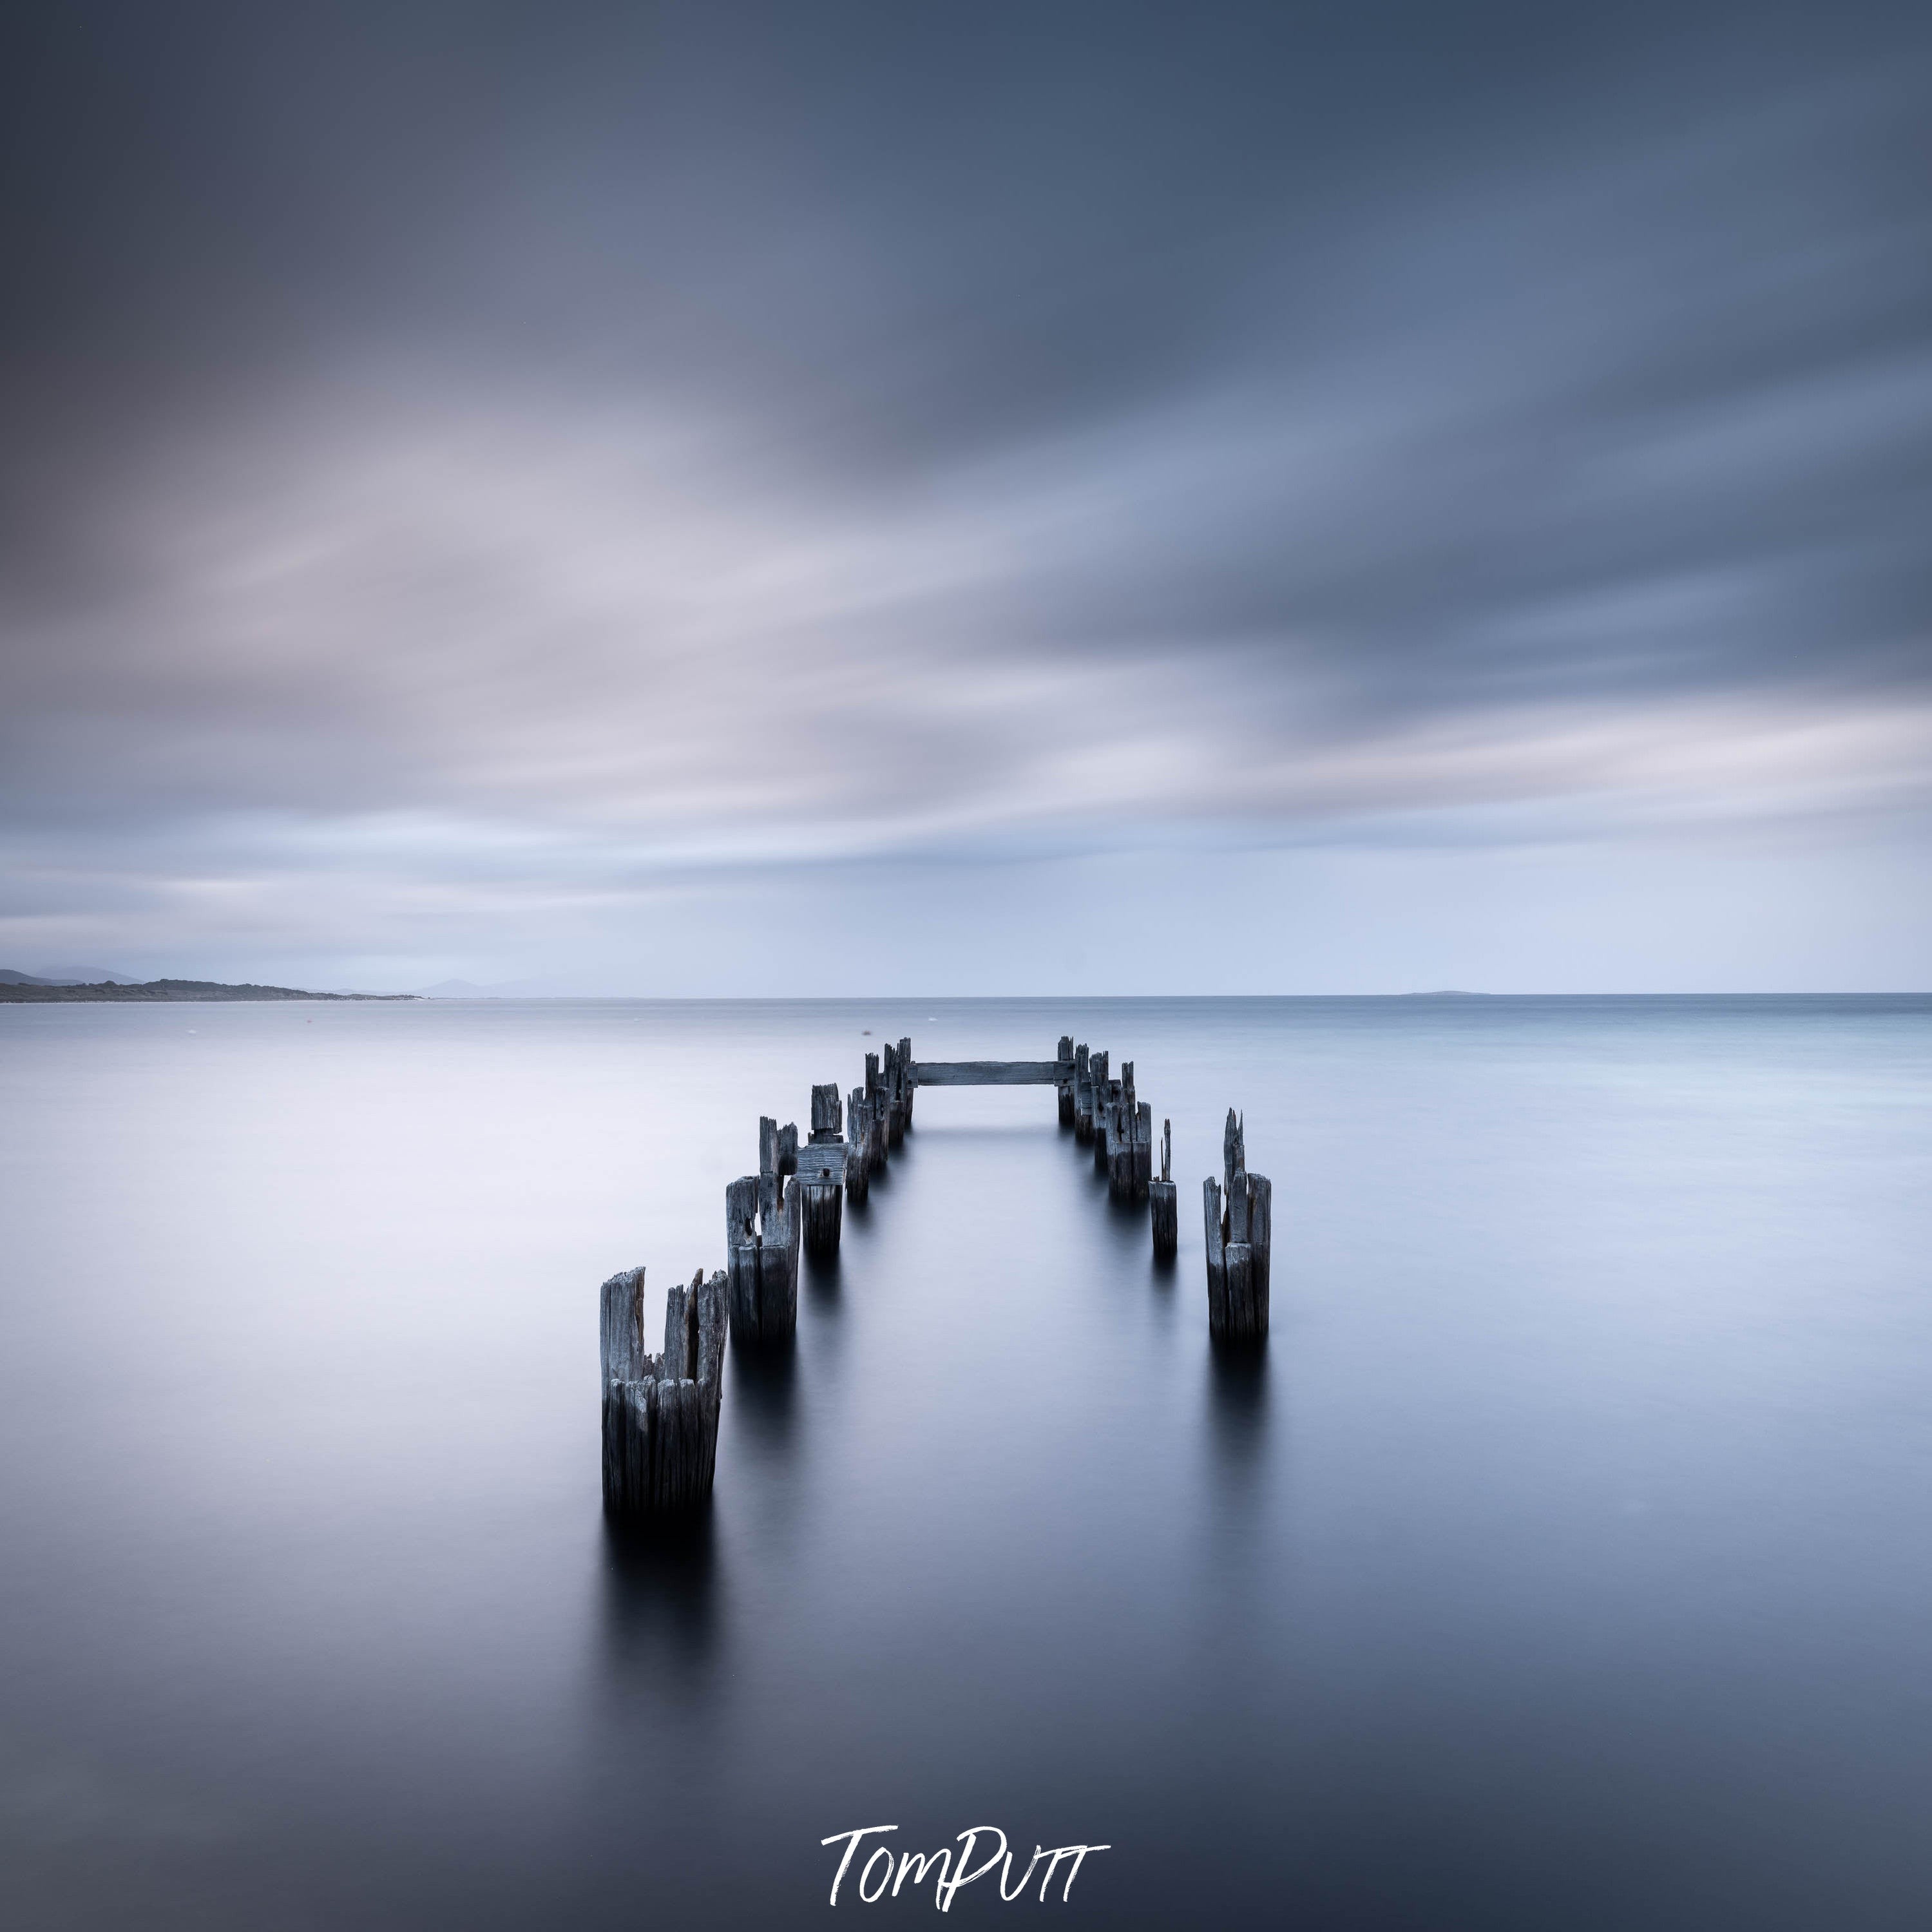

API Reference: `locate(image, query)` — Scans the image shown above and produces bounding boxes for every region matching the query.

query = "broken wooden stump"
[881,1042,902,1147]
[1093,1063,1119,1176]
[881,1037,914,1145]
[1105,1062,1133,1195]
[1103,1062,1154,1203]
[862,1053,888,1173]
[801,1082,847,1257]
[1083,1049,1111,1158]
[844,1086,873,1205]
[725,1120,801,1343]
[1203,1109,1272,1343]
[1073,1044,1094,1142]
[600,1263,727,1518]
[1150,1117,1177,1258]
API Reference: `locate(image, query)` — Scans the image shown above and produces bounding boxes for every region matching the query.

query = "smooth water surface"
[2,997,1929,1927]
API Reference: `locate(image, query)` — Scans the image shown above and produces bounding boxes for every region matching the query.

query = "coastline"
[0,979,415,1003]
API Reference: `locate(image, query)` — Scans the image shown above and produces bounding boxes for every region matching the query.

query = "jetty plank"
[913,1060,1064,1086]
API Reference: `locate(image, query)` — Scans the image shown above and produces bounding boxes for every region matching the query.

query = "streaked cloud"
[1,2,1927,988]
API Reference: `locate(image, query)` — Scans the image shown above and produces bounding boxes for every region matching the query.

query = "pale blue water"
[1,996,1929,1927]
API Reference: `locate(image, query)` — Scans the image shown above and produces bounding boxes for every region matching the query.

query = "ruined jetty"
[599,1031,1254,1520]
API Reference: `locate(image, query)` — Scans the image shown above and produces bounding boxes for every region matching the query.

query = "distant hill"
[0,977,416,1004]
[10,964,141,984]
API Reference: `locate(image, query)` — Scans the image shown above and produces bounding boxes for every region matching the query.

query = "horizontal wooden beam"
[913,1060,1066,1087]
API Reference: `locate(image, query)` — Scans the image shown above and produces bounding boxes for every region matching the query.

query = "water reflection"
[725,1336,798,1456]
[598,1513,723,1697]
[802,1248,845,1307]
[1205,1344,1272,1482]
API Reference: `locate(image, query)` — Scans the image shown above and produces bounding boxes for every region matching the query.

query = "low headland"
[0,975,414,1003]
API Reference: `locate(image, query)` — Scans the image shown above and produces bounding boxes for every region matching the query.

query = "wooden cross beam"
[912,1060,1068,1086]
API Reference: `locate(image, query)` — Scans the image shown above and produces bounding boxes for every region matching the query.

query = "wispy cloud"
[1,3,1927,987]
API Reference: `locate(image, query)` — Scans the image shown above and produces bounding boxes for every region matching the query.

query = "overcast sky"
[3,1,1928,991]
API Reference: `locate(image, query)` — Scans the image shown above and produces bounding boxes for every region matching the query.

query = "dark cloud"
[1,1,1929,984]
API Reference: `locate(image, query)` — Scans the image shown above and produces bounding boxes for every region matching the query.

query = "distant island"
[0,975,414,1003]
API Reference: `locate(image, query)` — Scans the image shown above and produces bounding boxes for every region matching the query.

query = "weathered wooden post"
[1107,1062,1137,1198]
[1073,1044,1094,1143]
[845,1086,872,1205]
[777,1121,799,1180]
[863,1053,887,1172]
[725,1118,801,1344]
[881,1042,901,1147]
[1150,1118,1177,1257]
[801,1084,845,1257]
[1056,1036,1076,1126]
[1107,1066,1153,1205]
[878,1037,914,1143]
[1093,1057,1118,1176]
[1203,1109,1272,1343]
[600,1263,728,1517]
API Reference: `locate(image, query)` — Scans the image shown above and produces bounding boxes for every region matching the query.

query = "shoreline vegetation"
[0,977,415,1003]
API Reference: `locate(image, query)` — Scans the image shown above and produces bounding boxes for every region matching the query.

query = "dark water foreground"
[1,996,1928,1928]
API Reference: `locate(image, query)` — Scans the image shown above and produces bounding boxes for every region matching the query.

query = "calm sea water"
[1,996,1929,1928]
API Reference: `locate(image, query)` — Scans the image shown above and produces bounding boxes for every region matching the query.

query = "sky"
[2,1,1929,993]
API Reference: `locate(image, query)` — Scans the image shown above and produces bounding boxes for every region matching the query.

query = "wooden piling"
[1095,1073,1119,1176]
[1089,1051,1109,1153]
[1073,1044,1093,1142]
[1056,1036,1076,1126]
[1203,1109,1271,1343]
[725,1175,762,1339]
[600,1263,727,1517]
[801,1178,841,1256]
[1106,1062,1136,1198]
[1150,1117,1177,1257]
[845,1086,872,1205]
[727,1124,801,1344]
[881,1042,901,1147]
[802,1082,845,1256]
[863,1054,887,1172]
[1102,1076,1153,1205]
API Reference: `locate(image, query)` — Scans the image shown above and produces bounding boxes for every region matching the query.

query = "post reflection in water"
[596,1513,723,1700]
[1205,1343,1272,1482]
[724,1337,799,1462]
